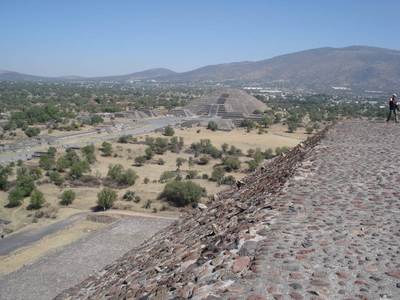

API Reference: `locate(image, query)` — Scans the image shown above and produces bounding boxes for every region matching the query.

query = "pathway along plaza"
[58,121,400,300]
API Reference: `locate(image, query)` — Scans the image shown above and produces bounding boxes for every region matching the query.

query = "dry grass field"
[0,124,308,235]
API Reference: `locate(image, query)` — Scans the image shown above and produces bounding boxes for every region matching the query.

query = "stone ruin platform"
[57,120,400,299]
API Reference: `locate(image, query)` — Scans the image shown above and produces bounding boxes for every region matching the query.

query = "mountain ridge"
[2,46,400,91]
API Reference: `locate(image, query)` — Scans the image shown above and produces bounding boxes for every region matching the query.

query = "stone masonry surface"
[57,121,400,299]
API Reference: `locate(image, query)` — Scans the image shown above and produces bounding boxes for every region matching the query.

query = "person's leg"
[387,110,392,122]
[394,110,398,123]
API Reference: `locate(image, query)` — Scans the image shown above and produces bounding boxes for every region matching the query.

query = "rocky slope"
[56,127,329,299]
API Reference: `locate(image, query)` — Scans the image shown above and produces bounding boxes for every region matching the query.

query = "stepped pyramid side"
[186,88,268,117]
[56,127,329,300]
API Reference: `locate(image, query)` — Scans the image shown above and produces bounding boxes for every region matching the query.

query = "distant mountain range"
[2,46,400,91]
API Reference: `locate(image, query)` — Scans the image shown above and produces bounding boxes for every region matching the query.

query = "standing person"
[387,94,398,123]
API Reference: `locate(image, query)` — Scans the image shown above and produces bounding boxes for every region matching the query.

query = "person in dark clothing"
[387,94,398,123]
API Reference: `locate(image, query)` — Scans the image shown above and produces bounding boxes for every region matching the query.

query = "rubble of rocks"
[56,127,329,300]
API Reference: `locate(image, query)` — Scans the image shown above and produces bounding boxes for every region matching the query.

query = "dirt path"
[0,213,87,256]
[231,121,400,299]
[0,215,174,300]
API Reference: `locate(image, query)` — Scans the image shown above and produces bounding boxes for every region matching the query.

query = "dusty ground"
[0,124,306,276]
[0,215,175,300]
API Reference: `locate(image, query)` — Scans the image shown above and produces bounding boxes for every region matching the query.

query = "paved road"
[0,116,197,164]
[233,121,400,299]
[0,216,174,300]
[0,213,87,256]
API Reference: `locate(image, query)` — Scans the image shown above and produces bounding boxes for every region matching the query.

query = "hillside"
[166,46,400,91]
[0,68,176,82]
[2,46,400,91]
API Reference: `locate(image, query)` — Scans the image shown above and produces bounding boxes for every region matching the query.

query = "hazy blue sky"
[1,0,399,76]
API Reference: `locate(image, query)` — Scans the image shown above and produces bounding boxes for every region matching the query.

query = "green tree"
[56,156,70,172]
[160,180,203,207]
[49,171,64,186]
[7,188,25,207]
[97,188,117,210]
[163,125,175,136]
[24,127,40,137]
[100,142,112,156]
[60,190,75,206]
[153,137,168,154]
[39,155,55,171]
[69,160,90,180]
[29,189,45,210]
[81,144,96,164]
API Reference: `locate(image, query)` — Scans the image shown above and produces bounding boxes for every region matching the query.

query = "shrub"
[210,167,225,184]
[153,137,168,154]
[123,190,135,201]
[142,199,152,209]
[24,127,40,137]
[228,145,242,156]
[163,125,175,136]
[160,180,203,207]
[49,171,64,186]
[100,142,112,156]
[69,160,90,180]
[107,164,138,186]
[176,157,186,169]
[247,160,259,172]
[39,155,55,171]
[144,177,150,184]
[15,167,35,197]
[56,156,70,172]
[197,155,209,165]
[157,158,165,165]
[275,146,290,156]
[221,175,236,185]
[240,119,256,130]
[7,188,25,207]
[264,148,274,159]
[145,147,154,160]
[60,190,75,206]
[253,148,264,164]
[159,171,176,183]
[47,147,57,157]
[305,126,314,134]
[190,139,221,159]
[97,188,117,210]
[221,143,229,153]
[247,148,255,157]
[81,144,96,164]
[202,173,209,180]
[30,167,42,180]
[207,121,218,131]
[0,165,11,191]
[186,170,198,179]
[118,135,132,143]
[134,155,146,166]
[90,115,104,125]
[222,156,241,172]
[29,189,45,210]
